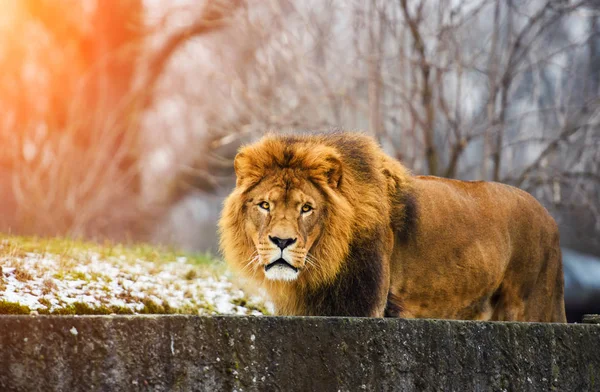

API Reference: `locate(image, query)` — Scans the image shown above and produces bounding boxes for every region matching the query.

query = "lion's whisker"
[241,251,259,273]
[304,252,321,272]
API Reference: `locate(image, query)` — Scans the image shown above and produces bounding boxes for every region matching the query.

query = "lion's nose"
[269,236,297,250]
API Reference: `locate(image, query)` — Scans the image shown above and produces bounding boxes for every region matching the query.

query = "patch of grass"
[0,235,218,267]
[0,235,255,316]
[1,236,87,258]
[14,266,33,282]
[41,279,57,295]
[232,297,270,315]
[139,298,173,314]
[38,298,52,308]
[68,271,88,281]
[188,299,217,314]
[99,242,216,266]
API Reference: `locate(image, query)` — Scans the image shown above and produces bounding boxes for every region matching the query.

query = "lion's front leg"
[303,229,391,317]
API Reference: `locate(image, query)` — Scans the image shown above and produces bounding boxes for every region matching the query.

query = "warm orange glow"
[0,0,104,135]
[0,1,21,30]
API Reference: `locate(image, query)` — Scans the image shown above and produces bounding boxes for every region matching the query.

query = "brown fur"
[219,132,566,322]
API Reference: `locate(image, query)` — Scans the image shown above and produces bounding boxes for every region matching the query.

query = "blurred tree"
[0,0,146,237]
[0,0,242,240]
[21,0,143,174]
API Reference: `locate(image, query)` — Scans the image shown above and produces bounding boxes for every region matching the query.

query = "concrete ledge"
[0,316,599,391]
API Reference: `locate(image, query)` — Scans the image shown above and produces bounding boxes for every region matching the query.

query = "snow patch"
[0,249,268,315]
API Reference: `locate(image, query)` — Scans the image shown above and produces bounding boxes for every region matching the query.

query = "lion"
[219,132,566,322]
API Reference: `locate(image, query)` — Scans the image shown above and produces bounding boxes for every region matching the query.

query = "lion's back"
[414,175,552,221]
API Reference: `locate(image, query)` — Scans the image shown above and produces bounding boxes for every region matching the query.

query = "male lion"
[219,133,566,322]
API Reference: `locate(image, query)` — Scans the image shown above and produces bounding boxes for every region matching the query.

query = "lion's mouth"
[265,258,298,272]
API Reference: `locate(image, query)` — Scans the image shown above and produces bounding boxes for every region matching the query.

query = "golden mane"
[219,133,411,314]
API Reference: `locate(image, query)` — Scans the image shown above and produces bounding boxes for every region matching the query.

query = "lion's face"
[220,136,355,290]
[244,174,325,281]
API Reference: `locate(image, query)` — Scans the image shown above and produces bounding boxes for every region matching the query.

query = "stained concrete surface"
[0,315,599,391]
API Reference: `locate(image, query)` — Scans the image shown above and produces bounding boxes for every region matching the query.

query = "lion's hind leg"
[521,246,566,322]
[491,246,566,322]
[548,248,567,322]
[489,284,526,321]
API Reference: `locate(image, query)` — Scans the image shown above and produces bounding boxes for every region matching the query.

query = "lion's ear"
[233,152,252,188]
[322,155,343,189]
[310,147,343,188]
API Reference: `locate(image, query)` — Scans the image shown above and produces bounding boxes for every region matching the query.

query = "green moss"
[139,298,173,314]
[197,300,217,314]
[73,302,110,315]
[77,305,119,315]
[232,297,247,307]
[552,362,560,380]
[0,298,234,316]
[38,302,134,315]
[184,269,198,280]
[175,304,201,315]
[43,306,75,315]
[0,301,31,314]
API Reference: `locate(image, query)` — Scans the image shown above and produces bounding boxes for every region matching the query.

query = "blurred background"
[0,0,598,321]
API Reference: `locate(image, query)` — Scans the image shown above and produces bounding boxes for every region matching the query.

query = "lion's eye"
[301,204,313,213]
[258,201,270,211]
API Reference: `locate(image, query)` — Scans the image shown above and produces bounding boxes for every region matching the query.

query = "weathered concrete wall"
[0,316,599,391]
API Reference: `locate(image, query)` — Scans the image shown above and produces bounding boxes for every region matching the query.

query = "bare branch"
[399,0,439,175]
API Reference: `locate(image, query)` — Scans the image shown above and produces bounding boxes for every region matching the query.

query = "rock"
[583,314,600,324]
